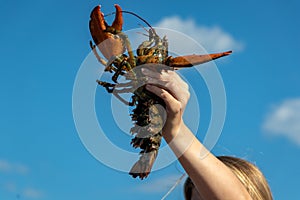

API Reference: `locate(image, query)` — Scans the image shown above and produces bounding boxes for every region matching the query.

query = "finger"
[141,67,188,91]
[144,76,167,87]
[141,65,178,78]
[145,84,181,115]
[141,68,180,89]
[141,67,161,79]
[144,77,178,100]
[141,67,190,107]
[144,76,189,106]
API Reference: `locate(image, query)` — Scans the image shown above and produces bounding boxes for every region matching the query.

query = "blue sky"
[1,0,300,199]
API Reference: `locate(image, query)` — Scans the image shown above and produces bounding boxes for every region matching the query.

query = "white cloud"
[15,164,29,175]
[134,174,184,193]
[1,183,44,199]
[23,188,44,199]
[0,159,29,175]
[0,182,45,199]
[263,98,300,145]
[153,16,244,53]
[0,160,44,199]
[3,182,17,193]
[0,160,11,172]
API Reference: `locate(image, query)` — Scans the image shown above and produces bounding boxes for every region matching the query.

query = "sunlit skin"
[142,67,252,200]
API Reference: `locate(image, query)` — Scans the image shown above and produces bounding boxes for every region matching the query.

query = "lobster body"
[89,5,231,179]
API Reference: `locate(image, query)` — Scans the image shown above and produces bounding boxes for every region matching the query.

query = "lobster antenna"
[104,10,158,37]
[160,162,187,199]
[161,173,186,200]
[136,32,150,37]
[138,23,150,34]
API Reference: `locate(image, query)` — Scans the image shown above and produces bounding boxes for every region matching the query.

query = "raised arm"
[142,67,252,200]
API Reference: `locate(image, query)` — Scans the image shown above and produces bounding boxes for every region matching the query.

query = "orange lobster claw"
[166,50,232,68]
[111,4,123,31]
[89,5,125,60]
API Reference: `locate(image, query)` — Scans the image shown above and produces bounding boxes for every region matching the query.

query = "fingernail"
[141,68,149,74]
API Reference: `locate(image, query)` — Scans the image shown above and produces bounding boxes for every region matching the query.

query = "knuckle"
[168,70,175,75]
[184,82,189,89]
[158,73,164,80]
[169,82,176,89]
[172,102,182,114]
[179,79,188,88]
[186,91,190,99]
[160,91,168,99]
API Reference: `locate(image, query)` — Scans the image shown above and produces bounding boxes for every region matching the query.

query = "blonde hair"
[184,156,273,200]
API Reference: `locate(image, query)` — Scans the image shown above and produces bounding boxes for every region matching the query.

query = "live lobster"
[89,4,231,179]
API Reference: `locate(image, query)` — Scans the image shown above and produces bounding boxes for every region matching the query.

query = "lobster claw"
[165,51,233,68]
[89,5,125,60]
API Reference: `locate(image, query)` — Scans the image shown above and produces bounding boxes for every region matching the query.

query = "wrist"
[162,121,196,158]
[162,119,186,143]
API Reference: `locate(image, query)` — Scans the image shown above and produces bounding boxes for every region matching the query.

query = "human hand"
[141,66,190,139]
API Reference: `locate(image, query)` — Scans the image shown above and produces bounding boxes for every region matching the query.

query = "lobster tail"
[129,86,165,179]
[129,149,159,179]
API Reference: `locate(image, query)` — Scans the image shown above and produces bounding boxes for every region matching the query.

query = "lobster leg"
[96,80,115,93]
[111,55,130,82]
[97,80,135,105]
[119,32,136,68]
[90,41,107,66]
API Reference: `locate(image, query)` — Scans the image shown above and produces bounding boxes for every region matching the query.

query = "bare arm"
[142,67,251,200]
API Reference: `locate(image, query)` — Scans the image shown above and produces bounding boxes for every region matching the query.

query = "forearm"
[163,122,252,200]
[142,68,252,199]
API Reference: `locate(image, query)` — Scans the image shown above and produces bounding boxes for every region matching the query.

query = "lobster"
[89,4,232,179]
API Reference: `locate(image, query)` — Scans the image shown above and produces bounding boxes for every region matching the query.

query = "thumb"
[145,84,182,117]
